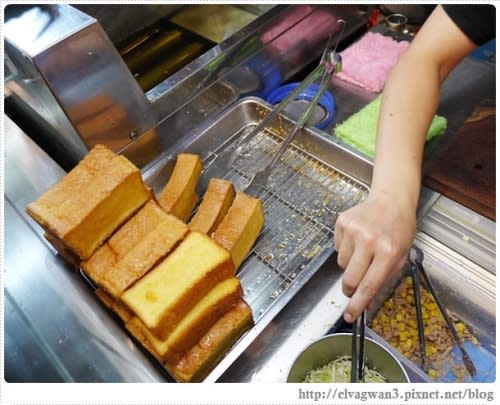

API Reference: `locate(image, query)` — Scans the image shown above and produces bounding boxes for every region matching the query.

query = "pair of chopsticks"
[351,310,366,383]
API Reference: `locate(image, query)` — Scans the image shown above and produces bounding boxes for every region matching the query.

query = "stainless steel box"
[4,4,157,163]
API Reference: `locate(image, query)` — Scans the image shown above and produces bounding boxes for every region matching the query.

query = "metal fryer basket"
[142,97,371,381]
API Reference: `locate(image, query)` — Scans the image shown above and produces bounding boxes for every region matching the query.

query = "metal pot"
[287,333,409,383]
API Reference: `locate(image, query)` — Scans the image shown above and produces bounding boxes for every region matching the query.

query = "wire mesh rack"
[202,123,368,324]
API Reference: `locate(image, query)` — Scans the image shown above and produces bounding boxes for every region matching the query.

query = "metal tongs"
[243,22,345,194]
[351,310,366,383]
[209,20,346,194]
[409,245,476,377]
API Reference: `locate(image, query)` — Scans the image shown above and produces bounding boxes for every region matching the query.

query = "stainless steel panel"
[5,4,157,164]
[34,23,157,148]
[120,79,239,168]
[418,196,496,274]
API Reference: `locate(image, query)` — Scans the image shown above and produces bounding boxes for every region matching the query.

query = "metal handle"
[265,69,331,171]
[261,19,345,171]
[351,310,366,382]
[223,19,346,171]
[409,261,427,371]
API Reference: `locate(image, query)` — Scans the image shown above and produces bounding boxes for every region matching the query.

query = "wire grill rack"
[202,124,369,324]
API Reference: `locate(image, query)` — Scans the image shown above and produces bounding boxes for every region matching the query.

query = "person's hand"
[334,191,416,323]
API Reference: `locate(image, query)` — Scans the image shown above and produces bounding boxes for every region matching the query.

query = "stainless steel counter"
[4,25,495,382]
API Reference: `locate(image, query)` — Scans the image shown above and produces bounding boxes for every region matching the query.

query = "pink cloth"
[336,32,410,93]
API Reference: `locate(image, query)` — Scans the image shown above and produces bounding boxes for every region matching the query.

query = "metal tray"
[141,96,372,382]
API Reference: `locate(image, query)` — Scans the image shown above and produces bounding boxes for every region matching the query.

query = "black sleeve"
[442,4,495,46]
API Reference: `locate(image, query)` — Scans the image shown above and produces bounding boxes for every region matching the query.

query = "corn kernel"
[425,345,437,356]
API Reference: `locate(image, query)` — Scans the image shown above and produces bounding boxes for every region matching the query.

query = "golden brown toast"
[81,200,188,295]
[100,209,189,298]
[188,178,236,235]
[81,243,117,285]
[157,153,203,222]
[26,144,151,260]
[126,277,243,364]
[95,288,135,323]
[43,231,81,268]
[121,231,235,340]
[213,192,265,269]
[168,299,254,382]
[124,317,163,362]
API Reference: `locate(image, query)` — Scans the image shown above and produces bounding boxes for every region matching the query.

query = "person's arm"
[334,5,478,323]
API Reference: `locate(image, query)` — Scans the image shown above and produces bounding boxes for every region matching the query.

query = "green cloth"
[335,96,447,158]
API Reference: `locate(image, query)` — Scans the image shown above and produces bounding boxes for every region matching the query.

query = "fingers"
[341,247,373,297]
[333,214,344,252]
[335,211,375,297]
[335,211,359,269]
[336,232,354,270]
[343,256,391,323]
[334,196,416,323]
[343,250,407,323]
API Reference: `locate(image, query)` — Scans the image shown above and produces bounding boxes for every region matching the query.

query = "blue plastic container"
[267,82,336,129]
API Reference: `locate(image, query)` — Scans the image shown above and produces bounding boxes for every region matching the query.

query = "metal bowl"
[287,333,409,383]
